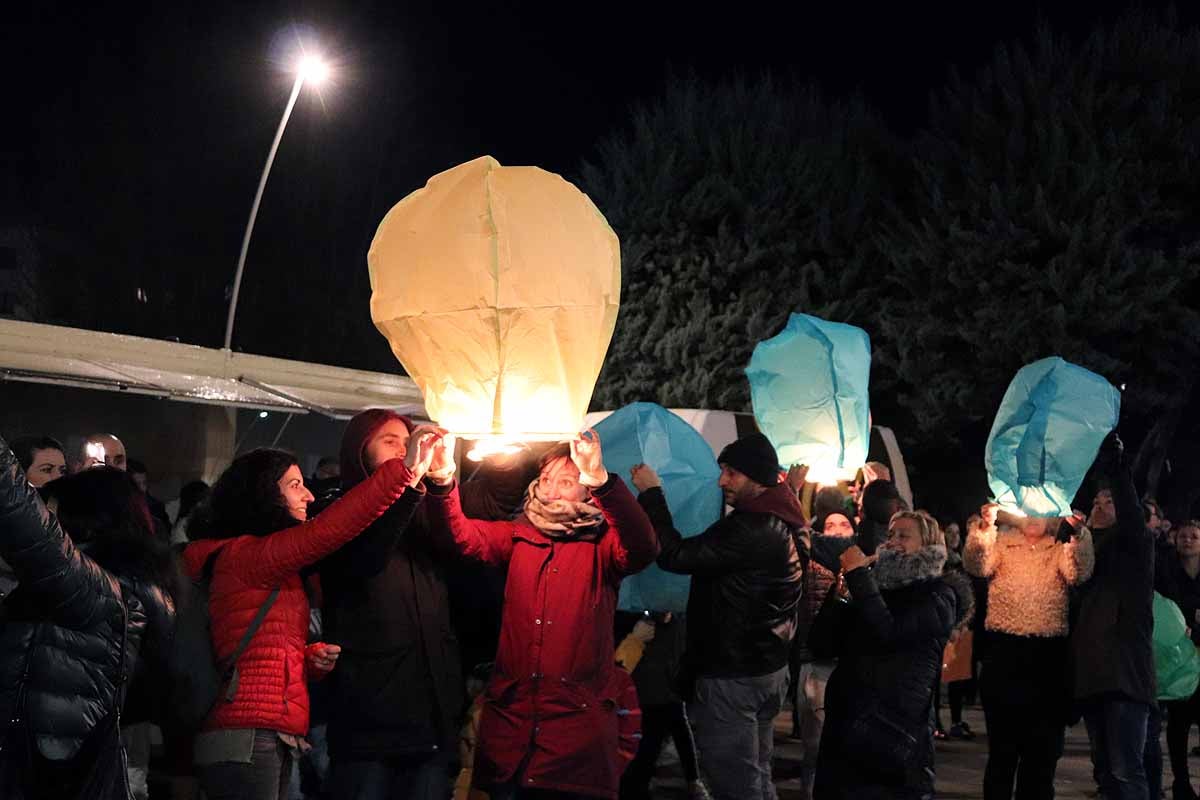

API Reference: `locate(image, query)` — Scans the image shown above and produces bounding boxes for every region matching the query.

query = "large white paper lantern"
[368,156,620,444]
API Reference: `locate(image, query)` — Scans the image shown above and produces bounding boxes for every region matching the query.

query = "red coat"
[182,458,415,736]
[424,475,659,799]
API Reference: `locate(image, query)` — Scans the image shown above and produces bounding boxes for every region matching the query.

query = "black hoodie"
[315,410,529,760]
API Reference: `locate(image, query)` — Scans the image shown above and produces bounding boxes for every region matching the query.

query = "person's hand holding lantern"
[570,428,608,488]
[424,430,458,486]
[630,464,662,493]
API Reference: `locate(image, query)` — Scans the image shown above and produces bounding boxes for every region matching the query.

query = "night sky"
[4,0,1195,371]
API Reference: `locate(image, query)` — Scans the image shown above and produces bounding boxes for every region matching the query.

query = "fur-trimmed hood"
[874,544,947,590]
[874,544,974,628]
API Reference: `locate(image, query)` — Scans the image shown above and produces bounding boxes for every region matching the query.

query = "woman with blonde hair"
[811,510,972,799]
[965,503,1093,800]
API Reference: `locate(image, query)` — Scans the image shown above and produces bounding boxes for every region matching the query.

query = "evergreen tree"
[877,10,1200,470]
[579,75,898,412]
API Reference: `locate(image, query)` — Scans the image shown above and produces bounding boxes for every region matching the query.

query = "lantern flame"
[465,438,527,462]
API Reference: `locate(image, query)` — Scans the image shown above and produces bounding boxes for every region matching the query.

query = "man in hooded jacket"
[631,432,806,800]
[315,409,529,800]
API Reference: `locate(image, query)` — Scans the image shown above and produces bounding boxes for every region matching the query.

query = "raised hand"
[786,464,810,493]
[839,545,877,574]
[570,428,607,487]
[404,425,444,486]
[979,502,1000,529]
[630,463,662,493]
[426,432,458,484]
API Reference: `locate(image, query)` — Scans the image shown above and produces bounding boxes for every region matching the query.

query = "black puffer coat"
[810,548,966,800]
[0,439,174,764]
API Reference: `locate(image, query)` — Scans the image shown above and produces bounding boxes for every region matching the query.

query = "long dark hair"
[188,448,301,540]
[41,467,177,593]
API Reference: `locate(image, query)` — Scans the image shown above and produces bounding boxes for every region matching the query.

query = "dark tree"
[877,10,1200,493]
[579,75,898,412]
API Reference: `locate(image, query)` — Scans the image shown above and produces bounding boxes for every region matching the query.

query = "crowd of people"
[0,417,1195,800]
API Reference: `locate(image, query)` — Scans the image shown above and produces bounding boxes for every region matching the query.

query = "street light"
[223,54,331,351]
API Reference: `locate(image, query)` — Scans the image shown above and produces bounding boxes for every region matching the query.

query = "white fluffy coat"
[964,520,1095,637]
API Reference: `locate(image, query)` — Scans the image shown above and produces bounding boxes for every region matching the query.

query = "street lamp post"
[223,56,329,351]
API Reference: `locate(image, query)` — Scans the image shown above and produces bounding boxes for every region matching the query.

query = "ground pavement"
[648,704,1185,798]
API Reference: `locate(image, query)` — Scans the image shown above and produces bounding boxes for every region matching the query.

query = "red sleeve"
[594,475,660,580]
[226,459,414,587]
[423,480,516,567]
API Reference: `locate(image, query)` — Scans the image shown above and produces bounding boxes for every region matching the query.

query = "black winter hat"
[717,433,781,487]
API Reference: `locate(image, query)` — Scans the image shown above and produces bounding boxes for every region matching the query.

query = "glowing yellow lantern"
[368,156,621,446]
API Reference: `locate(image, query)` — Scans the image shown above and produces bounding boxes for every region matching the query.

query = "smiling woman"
[180,440,437,800]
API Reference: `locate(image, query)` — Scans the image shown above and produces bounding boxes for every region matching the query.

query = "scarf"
[522,479,606,540]
[873,544,948,590]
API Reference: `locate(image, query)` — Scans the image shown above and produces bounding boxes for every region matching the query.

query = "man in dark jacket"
[316,410,528,800]
[631,432,806,800]
[1072,434,1156,800]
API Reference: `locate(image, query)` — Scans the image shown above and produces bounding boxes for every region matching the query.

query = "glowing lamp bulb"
[298,56,330,85]
[86,442,107,465]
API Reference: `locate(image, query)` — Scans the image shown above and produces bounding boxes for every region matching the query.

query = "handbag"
[942,630,973,683]
[839,693,922,778]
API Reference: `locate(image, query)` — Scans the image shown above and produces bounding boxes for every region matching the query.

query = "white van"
[583,408,913,510]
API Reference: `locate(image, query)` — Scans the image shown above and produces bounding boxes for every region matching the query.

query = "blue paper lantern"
[746,313,872,484]
[985,357,1120,518]
[594,403,722,612]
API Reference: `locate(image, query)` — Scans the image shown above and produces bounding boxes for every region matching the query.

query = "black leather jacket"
[0,438,174,761]
[645,486,806,678]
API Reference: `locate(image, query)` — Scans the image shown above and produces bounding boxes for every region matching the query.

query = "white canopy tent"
[0,319,426,420]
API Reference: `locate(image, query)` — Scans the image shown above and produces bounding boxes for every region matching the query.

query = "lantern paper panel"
[746,313,872,482]
[984,357,1120,518]
[1154,592,1200,701]
[594,403,722,613]
[368,156,620,440]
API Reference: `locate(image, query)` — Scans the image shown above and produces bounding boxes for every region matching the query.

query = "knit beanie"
[717,433,781,487]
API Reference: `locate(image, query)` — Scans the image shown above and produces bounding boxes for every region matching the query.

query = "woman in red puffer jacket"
[182,432,438,800]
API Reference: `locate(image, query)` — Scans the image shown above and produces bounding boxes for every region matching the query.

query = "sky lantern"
[746,313,872,485]
[985,357,1120,517]
[368,156,620,451]
[594,403,722,612]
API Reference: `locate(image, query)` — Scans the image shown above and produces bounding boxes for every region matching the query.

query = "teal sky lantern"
[594,402,722,613]
[985,357,1120,518]
[746,313,872,485]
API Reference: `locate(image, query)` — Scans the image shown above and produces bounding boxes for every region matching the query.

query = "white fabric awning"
[0,319,425,420]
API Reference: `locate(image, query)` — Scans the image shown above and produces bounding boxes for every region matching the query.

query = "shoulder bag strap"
[221,587,282,702]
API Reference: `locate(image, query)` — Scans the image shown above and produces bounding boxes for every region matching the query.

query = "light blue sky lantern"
[594,402,722,612]
[746,313,872,486]
[985,357,1121,518]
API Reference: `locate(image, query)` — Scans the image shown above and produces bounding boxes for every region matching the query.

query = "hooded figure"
[315,409,529,799]
[632,432,806,800]
[811,510,970,800]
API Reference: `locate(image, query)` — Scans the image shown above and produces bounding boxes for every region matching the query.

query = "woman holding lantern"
[421,428,659,800]
[964,503,1093,800]
[809,510,970,800]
